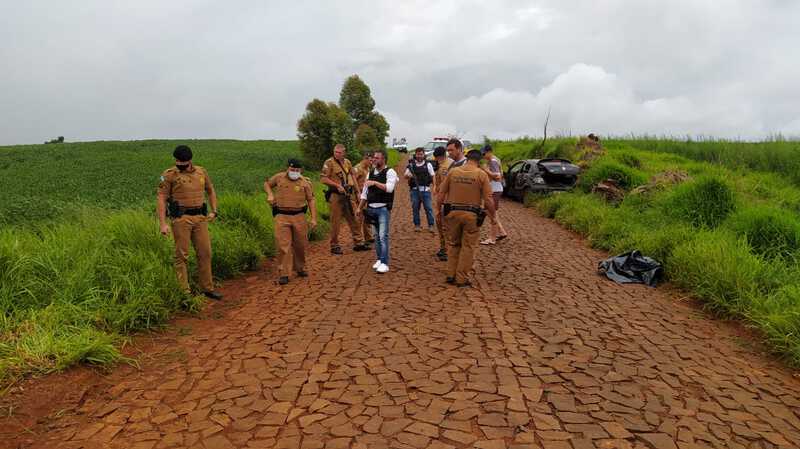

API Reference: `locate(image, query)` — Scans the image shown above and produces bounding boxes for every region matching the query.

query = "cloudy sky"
[1,0,798,146]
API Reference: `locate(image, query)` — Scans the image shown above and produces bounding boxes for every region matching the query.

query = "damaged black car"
[503,158,580,201]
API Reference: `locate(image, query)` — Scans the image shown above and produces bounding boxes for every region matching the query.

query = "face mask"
[176,163,190,172]
[287,171,301,181]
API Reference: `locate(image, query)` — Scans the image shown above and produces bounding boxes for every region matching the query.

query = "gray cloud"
[1,1,798,146]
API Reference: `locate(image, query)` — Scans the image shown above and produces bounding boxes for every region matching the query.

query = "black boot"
[353,243,369,252]
[296,270,308,277]
[436,249,448,261]
[445,277,455,284]
[331,246,343,255]
[203,290,223,300]
[278,276,289,285]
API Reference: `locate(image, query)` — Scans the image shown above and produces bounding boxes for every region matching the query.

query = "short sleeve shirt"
[322,157,356,187]
[487,157,504,193]
[434,158,452,186]
[157,165,210,208]
[268,172,314,209]
[439,165,493,207]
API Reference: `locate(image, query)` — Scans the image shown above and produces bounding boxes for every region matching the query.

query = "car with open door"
[503,158,580,200]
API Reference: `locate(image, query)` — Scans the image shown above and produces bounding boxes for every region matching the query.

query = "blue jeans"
[410,189,435,228]
[370,207,391,264]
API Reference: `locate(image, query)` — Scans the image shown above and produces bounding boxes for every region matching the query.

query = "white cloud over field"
[1,0,798,146]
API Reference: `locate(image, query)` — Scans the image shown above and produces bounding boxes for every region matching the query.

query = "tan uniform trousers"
[171,214,214,293]
[436,203,447,251]
[275,213,309,277]
[360,213,373,242]
[329,193,363,248]
[445,210,480,283]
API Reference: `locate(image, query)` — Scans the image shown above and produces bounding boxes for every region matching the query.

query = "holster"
[444,204,487,227]
[167,199,181,218]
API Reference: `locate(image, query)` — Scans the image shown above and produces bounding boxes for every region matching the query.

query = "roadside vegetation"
[493,136,800,365]
[0,139,353,383]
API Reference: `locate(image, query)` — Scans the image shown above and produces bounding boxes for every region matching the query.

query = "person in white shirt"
[404,147,437,232]
[480,144,509,244]
[358,150,399,273]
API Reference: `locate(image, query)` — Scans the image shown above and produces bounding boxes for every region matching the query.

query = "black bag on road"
[598,250,663,287]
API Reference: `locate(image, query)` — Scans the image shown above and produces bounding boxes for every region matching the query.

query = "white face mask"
[287,171,301,181]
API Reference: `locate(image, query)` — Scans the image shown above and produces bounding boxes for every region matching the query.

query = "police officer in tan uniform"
[265,159,318,285]
[320,144,368,255]
[354,150,374,243]
[437,145,497,288]
[432,146,451,261]
[157,145,222,300]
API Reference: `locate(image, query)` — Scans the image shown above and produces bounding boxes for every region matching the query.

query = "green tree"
[365,111,389,145]
[329,104,357,161]
[339,75,376,126]
[354,124,381,152]
[339,75,390,146]
[297,99,354,167]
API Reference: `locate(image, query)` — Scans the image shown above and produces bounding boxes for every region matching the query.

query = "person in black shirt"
[404,147,437,232]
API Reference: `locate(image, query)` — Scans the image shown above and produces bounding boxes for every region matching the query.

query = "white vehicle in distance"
[421,137,450,160]
[421,137,472,160]
[391,137,408,153]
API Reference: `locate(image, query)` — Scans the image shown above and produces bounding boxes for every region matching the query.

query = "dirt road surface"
[3,175,800,449]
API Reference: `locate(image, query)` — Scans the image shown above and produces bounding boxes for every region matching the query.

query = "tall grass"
[493,136,800,365]
[0,194,308,382]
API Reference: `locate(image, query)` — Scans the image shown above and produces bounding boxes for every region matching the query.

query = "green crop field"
[0,139,404,384]
[492,136,800,365]
[0,140,302,225]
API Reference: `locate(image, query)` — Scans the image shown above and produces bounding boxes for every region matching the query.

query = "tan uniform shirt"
[322,157,357,188]
[434,158,452,187]
[268,172,314,209]
[158,165,211,208]
[354,160,371,187]
[439,164,493,207]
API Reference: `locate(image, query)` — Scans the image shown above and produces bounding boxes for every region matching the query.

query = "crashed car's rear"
[503,158,580,200]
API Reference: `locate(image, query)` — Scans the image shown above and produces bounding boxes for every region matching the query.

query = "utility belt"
[443,203,487,227]
[167,200,207,218]
[272,205,308,217]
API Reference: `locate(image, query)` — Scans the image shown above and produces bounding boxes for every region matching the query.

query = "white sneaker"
[372,260,382,270]
[376,263,389,273]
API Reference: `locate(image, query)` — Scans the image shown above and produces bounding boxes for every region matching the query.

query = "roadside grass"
[0,139,338,383]
[494,136,800,365]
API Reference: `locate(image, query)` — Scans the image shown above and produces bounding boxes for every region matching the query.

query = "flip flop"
[480,239,496,245]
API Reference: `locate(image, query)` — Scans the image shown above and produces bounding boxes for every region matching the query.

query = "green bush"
[578,159,648,191]
[665,176,736,228]
[726,206,800,260]
[552,194,610,235]
[756,286,800,363]
[612,151,643,169]
[669,230,786,313]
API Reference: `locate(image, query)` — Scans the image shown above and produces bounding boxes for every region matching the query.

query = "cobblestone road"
[13,178,800,449]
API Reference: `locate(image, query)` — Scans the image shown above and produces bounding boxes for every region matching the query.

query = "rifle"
[333,159,359,217]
